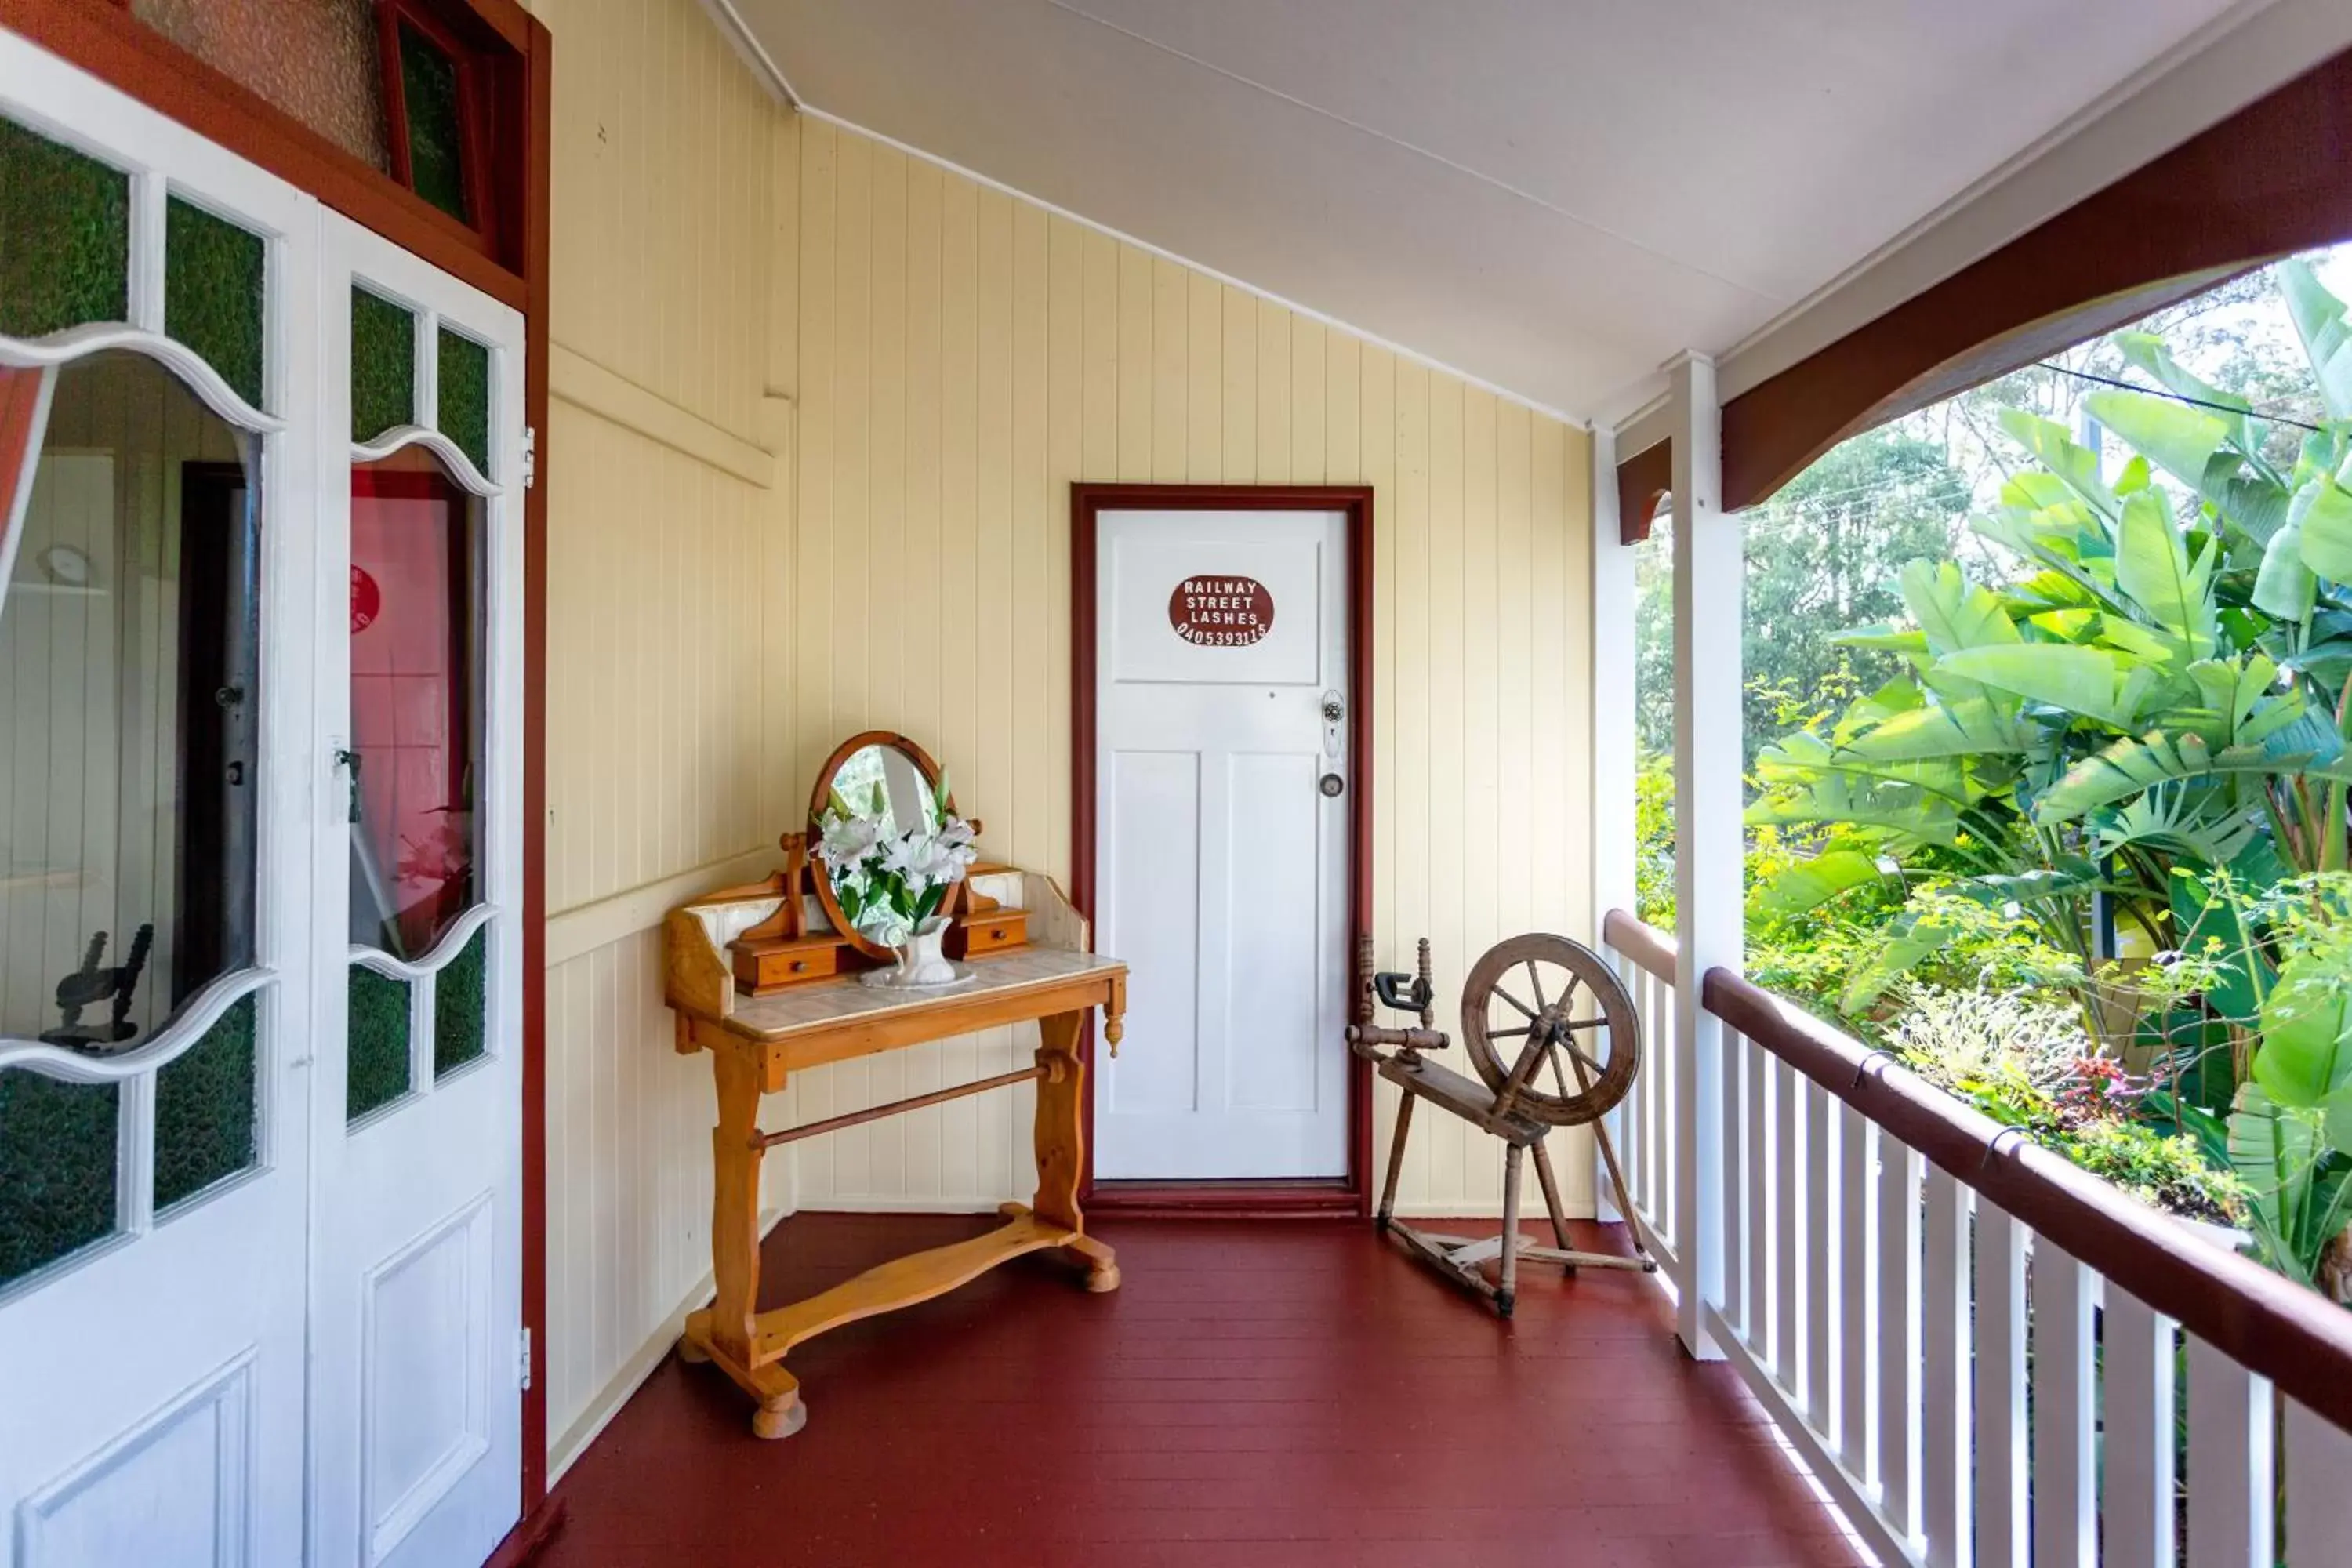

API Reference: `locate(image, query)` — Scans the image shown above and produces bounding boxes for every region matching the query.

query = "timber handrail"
[1700,960,2352,1436]
[1601,907,1675,982]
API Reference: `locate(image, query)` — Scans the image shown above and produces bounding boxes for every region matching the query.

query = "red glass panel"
[349,456,481,960]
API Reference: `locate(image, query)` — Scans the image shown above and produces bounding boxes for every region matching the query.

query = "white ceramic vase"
[862,915,960,989]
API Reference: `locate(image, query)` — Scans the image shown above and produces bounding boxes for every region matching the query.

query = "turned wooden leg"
[706,1046,768,1367]
[1530,1134,1575,1254]
[1035,1009,1120,1290]
[1498,1143,1524,1318]
[1377,1091,1416,1231]
[1033,1011,1087,1231]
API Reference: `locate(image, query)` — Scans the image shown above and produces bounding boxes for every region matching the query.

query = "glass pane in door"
[345,445,485,1118]
[0,350,263,1279]
[347,447,483,962]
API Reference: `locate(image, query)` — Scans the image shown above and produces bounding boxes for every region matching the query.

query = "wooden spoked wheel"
[1460,935,1638,1127]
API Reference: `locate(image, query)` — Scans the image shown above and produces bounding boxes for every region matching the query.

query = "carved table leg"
[681,1044,809,1438]
[1035,1009,1119,1290]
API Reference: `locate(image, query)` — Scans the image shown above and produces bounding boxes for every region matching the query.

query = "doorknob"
[1322,689,1345,758]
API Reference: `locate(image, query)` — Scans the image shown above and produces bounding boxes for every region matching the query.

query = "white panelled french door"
[0,31,523,1568]
[1093,509,1352,1179]
[307,211,524,1568]
[0,34,319,1566]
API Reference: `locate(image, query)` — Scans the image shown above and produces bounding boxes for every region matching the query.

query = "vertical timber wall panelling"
[786,118,1595,1221]
[524,0,798,1476]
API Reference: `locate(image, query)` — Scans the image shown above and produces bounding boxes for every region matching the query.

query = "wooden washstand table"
[668,931,1127,1439]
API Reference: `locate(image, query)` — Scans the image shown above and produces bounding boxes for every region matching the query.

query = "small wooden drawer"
[953,909,1029,957]
[730,935,844,996]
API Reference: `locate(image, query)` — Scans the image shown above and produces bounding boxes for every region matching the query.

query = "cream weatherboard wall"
[522,0,1596,1481]
[524,0,802,1478]
[781,114,1598,1222]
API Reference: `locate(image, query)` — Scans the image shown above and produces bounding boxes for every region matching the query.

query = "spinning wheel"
[1460,935,1639,1128]
[1348,933,1654,1318]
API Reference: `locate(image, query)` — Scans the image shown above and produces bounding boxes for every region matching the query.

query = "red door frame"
[1070,483,1376,1219]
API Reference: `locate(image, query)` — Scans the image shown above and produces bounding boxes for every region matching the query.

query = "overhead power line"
[2034,361,2326,434]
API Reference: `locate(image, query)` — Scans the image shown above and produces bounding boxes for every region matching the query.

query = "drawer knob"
[789,960,807,973]
[990,927,1006,940]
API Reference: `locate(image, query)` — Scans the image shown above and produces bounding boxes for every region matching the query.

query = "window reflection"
[0,351,260,1047]
[349,446,483,960]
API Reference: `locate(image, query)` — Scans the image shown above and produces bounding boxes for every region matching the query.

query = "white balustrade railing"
[1601,909,2352,1568]
[1602,912,1680,1289]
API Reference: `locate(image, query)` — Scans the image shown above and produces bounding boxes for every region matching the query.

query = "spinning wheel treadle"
[1349,933,1657,1319]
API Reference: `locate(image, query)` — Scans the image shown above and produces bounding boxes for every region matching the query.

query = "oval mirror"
[807,731,960,958]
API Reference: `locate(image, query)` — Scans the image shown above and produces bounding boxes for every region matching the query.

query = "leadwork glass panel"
[165,197,267,408]
[153,992,258,1210]
[347,965,411,1121]
[0,116,129,339]
[437,326,490,477]
[351,285,415,443]
[0,1070,118,1289]
[433,924,488,1078]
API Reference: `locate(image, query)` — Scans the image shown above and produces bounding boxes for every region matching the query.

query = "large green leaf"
[2034,723,2336,823]
[2278,258,2352,422]
[2096,783,2256,866]
[1838,905,1954,1015]
[2227,1084,2321,1279]
[1933,644,2159,730]
[2112,488,2216,655]
[1997,408,2118,520]
[2085,390,2236,506]
[2253,952,2352,1109]
[2114,330,2256,453]
[1751,850,1889,920]
[2252,499,2318,622]
[1836,699,2037,763]
[1896,559,2018,656]
[2292,471,2352,583]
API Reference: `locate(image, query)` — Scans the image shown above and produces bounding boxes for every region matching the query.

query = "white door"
[307,212,524,1568]
[1094,509,1352,1179]
[0,35,320,1566]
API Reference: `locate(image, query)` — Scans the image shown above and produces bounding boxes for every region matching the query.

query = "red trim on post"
[1720,46,2352,511]
[1615,439,1671,545]
[517,13,553,1515]
[1070,483,1377,1218]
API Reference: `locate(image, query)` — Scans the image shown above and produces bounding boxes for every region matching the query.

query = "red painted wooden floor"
[539,1214,1866,1568]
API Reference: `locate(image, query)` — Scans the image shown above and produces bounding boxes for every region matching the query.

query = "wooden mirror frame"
[807,730,956,960]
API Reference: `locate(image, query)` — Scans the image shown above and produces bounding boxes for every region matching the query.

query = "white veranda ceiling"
[731,0,2317,423]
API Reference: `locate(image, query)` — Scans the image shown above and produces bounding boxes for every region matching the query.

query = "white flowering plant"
[812,776,978,949]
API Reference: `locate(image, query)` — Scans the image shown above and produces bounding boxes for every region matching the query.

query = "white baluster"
[1973,1205,2027,1568]
[2285,1399,2352,1568]
[1744,1033,1771,1353]
[2187,1337,2273,1568]
[1922,1167,1972,1568]
[1719,1025,1747,1337]
[1837,1102,1874,1484]
[2103,1288,2177,1568]
[2030,1243,2095,1568]
[1877,1136,1923,1548]
[1774,1055,1802,1388]
[1806,1076,1835,1438]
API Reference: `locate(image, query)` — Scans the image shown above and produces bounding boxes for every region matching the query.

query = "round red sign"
[1168,575,1275,648]
[351,566,381,634]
